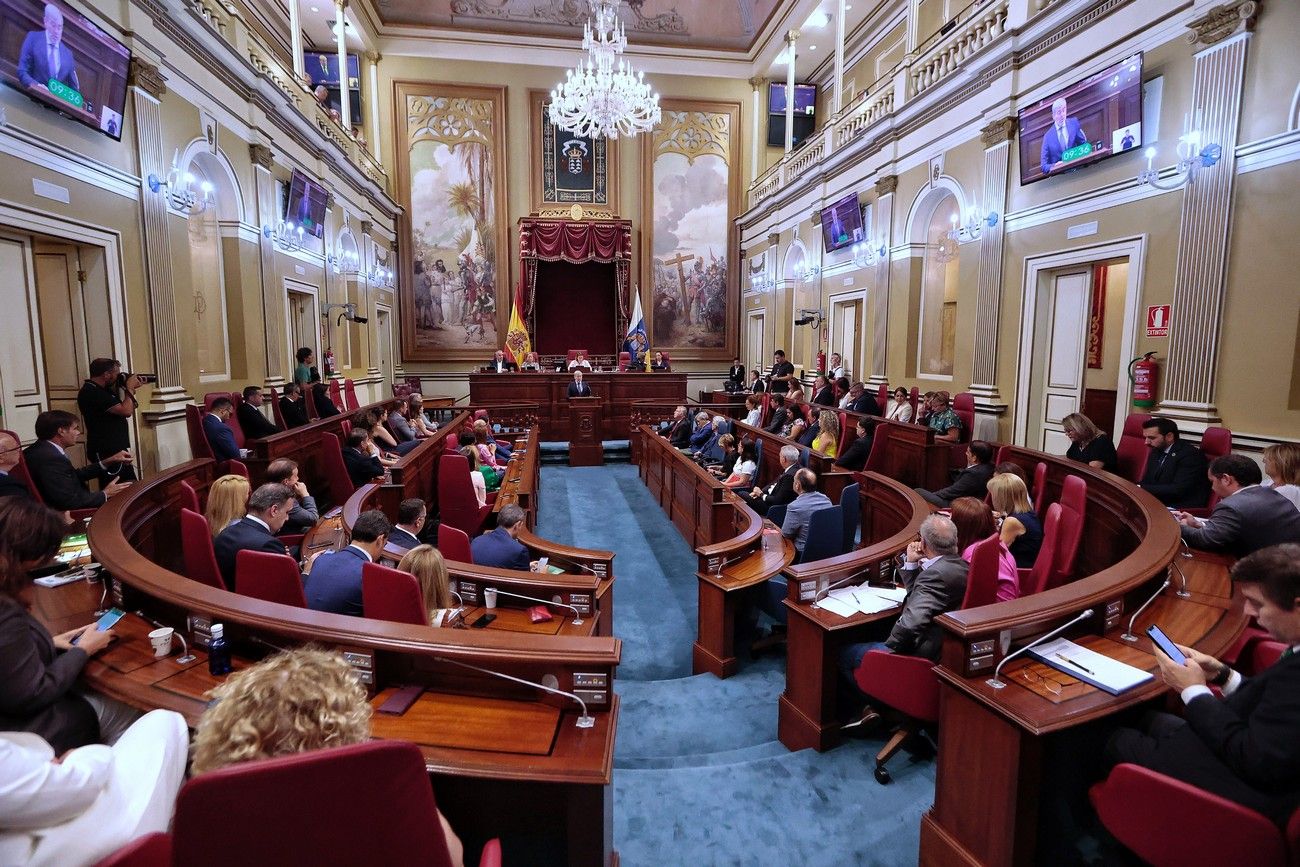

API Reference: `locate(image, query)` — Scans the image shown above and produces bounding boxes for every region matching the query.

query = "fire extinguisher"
[1129,352,1159,408]
[816,350,826,375]
[323,348,336,379]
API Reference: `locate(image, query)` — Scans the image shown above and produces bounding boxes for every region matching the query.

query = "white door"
[746,311,765,373]
[374,305,393,385]
[285,284,318,375]
[1036,270,1090,454]
[833,298,861,379]
[0,234,48,442]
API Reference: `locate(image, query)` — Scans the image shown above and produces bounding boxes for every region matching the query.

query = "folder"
[1027,637,1154,695]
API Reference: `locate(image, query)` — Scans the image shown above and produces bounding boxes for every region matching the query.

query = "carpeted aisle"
[535,462,936,867]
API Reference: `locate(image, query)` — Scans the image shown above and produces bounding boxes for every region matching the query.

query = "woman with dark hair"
[0,500,129,751]
[722,439,758,489]
[294,348,314,386]
[949,496,1020,602]
[310,378,340,418]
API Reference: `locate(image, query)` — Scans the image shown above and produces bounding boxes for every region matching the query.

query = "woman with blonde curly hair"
[190,646,464,865]
[397,544,458,626]
[204,474,250,538]
[812,410,839,458]
[1261,443,1300,512]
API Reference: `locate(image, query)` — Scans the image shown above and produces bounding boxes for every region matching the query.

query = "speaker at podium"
[568,397,602,467]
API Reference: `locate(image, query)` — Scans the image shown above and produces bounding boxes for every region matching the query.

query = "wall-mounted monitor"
[284,169,328,239]
[767,82,816,148]
[0,0,130,139]
[303,50,361,122]
[820,192,864,253]
[1018,53,1143,185]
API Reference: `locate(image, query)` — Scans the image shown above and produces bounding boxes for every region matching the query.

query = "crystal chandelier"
[549,0,661,139]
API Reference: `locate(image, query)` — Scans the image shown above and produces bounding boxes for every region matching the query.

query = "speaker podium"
[567,397,603,466]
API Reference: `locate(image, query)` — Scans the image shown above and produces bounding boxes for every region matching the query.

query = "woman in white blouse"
[1261,443,1300,511]
[459,444,489,507]
[567,352,593,371]
[885,386,914,423]
[723,440,759,489]
[743,395,762,427]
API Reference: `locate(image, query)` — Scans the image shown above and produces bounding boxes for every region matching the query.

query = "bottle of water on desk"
[208,623,232,676]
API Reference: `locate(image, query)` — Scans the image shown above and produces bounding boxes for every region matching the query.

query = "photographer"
[77,358,147,482]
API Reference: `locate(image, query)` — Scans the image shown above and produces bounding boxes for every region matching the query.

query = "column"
[250,143,287,390]
[867,175,896,386]
[361,220,380,385]
[833,0,846,113]
[749,77,763,183]
[129,58,193,472]
[784,30,799,154]
[968,117,1015,424]
[367,51,381,152]
[289,0,304,78]
[906,0,922,50]
[335,0,351,132]
[1157,1,1258,426]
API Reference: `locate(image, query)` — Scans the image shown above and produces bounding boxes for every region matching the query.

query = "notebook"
[1027,638,1154,695]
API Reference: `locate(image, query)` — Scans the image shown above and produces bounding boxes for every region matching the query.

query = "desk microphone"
[434,655,595,728]
[813,574,858,608]
[566,561,606,577]
[446,589,465,623]
[987,608,1096,689]
[1172,538,1194,598]
[1121,576,1172,642]
[135,611,197,664]
[487,587,583,625]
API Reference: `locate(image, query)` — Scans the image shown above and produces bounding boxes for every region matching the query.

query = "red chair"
[268,387,287,429]
[1050,475,1087,589]
[1115,413,1153,483]
[659,350,671,368]
[759,391,772,426]
[949,392,975,468]
[838,411,857,454]
[234,550,306,607]
[225,394,247,449]
[438,523,472,563]
[1019,503,1063,596]
[1033,462,1049,520]
[963,534,1002,609]
[184,405,214,462]
[320,432,355,508]
[201,392,232,412]
[566,349,589,364]
[178,480,201,514]
[180,508,226,590]
[343,378,361,412]
[863,425,889,472]
[169,741,501,867]
[362,562,428,625]
[853,651,941,785]
[437,453,491,537]
[1187,426,1233,518]
[876,383,889,409]
[305,385,320,421]
[327,379,343,411]
[618,351,631,371]
[225,460,249,479]
[1090,763,1300,867]
[93,832,172,866]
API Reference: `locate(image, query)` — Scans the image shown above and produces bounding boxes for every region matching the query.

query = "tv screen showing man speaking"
[1017,53,1143,185]
[0,0,131,139]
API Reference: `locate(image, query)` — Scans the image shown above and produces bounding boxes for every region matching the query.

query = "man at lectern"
[487,349,516,373]
[567,369,592,398]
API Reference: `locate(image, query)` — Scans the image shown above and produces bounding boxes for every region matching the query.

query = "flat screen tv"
[303,50,361,121]
[284,169,328,239]
[767,82,816,148]
[1017,52,1143,185]
[820,192,864,253]
[0,0,130,139]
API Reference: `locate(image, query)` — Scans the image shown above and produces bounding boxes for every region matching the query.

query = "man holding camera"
[77,358,144,482]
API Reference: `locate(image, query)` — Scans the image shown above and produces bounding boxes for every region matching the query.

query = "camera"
[117,372,158,387]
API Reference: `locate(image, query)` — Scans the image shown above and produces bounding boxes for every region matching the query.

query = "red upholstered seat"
[327,379,343,411]
[963,534,1002,609]
[437,452,491,537]
[169,741,497,867]
[201,392,232,412]
[438,523,473,563]
[362,562,428,625]
[876,383,889,409]
[1050,475,1087,589]
[566,349,589,363]
[178,480,200,514]
[180,508,226,590]
[838,411,856,453]
[908,387,920,418]
[1090,763,1300,867]
[618,351,631,371]
[1033,462,1049,520]
[343,378,360,412]
[225,460,249,479]
[1019,503,1063,596]
[661,351,671,367]
[949,392,975,468]
[184,405,214,462]
[93,832,172,866]
[304,385,320,421]
[1187,426,1233,517]
[225,394,247,449]
[268,387,287,429]
[863,424,889,472]
[1115,413,1153,483]
[234,549,306,608]
[320,432,355,508]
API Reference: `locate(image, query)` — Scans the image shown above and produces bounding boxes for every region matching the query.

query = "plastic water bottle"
[208,623,232,676]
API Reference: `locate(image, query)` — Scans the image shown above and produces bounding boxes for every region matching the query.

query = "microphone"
[434,655,595,728]
[487,587,583,625]
[250,634,290,654]
[567,560,607,577]
[135,611,197,664]
[1172,538,1194,598]
[1121,576,1172,642]
[813,574,858,608]
[987,608,1096,689]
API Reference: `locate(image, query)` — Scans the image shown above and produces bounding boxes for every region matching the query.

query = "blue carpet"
[536,463,935,866]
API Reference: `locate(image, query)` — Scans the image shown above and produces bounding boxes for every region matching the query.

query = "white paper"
[816,594,858,618]
[1029,637,1154,694]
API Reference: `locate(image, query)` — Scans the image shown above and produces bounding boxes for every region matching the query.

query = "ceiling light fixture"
[549,0,661,139]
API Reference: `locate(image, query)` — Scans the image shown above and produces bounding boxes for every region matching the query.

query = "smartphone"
[470,613,496,629]
[72,607,125,644]
[376,685,423,715]
[1146,624,1187,664]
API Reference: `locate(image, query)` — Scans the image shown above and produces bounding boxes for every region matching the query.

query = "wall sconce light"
[147,154,213,215]
[1138,111,1222,191]
[262,221,306,252]
[800,264,821,284]
[366,264,393,286]
[851,239,888,268]
[947,209,999,243]
[329,249,362,275]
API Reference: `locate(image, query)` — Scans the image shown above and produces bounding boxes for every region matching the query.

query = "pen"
[1055,653,1094,676]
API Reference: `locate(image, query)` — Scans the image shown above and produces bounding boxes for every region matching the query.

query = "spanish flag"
[504,276,531,365]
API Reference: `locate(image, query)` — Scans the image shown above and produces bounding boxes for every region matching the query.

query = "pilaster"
[251,142,287,390]
[968,117,1015,420]
[868,175,897,386]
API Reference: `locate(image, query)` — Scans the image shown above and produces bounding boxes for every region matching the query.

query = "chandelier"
[549,0,661,139]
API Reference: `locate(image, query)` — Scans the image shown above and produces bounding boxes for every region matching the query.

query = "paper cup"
[484,588,498,609]
[148,626,174,658]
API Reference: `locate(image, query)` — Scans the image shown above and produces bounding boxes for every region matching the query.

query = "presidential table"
[470,371,687,442]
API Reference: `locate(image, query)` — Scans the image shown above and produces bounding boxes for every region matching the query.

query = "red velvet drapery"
[517,218,633,335]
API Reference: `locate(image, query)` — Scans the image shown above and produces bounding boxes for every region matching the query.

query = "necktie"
[48,44,58,80]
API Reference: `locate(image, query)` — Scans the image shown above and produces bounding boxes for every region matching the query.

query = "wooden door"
[1037,270,1090,454]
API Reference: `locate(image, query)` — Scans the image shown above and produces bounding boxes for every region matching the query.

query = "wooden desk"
[730,418,858,504]
[470,371,686,441]
[637,425,733,549]
[568,397,603,466]
[493,428,540,528]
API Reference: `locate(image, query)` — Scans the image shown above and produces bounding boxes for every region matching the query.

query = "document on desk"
[817,586,905,618]
[1028,638,1154,695]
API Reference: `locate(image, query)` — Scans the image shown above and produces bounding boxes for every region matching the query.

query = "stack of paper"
[814,585,907,619]
[1028,638,1154,695]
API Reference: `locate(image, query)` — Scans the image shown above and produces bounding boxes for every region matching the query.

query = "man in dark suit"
[342,430,385,488]
[847,382,880,416]
[388,498,426,551]
[1040,96,1088,176]
[567,369,592,398]
[237,386,281,439]
[212,483,295,587]
[305,510,390,615]
[728,357,746,388]
[17,4,80,92]
[839,515,969,727]
[470,504,537,571]
[915,440,995,507]
[24,411,130,511]
[278,383,309,429]
[665,406,692,448]
[203,398,240,462]
[740,444,801,517]
[1104,544,1300,825]
[1139,418,1211,509]
[1176,455,1300,559]
[763,394,791,435]
[487,350,518,374]
[835,418,873,472]
[811,375,836,407]
[0,432,32,500]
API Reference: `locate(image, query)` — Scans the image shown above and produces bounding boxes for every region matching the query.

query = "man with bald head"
[0,431,29,499]
[1040,96,1088,176]
[18,4,80,93]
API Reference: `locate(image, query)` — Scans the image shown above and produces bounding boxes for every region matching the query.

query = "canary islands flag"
[504,276,531,364]
[623,290,649,367]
